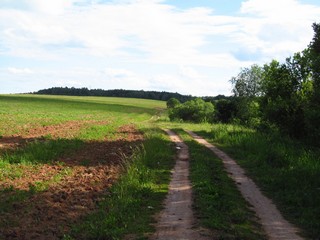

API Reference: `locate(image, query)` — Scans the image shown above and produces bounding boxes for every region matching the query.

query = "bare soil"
[0,120,108,151]
[0,124,143,240]
[187,130,304,240]
[151,129,211,240]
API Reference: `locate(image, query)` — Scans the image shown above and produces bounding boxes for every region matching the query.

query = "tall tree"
[230,64,263,125]
[306,22,320,141]
[230,64,263,98]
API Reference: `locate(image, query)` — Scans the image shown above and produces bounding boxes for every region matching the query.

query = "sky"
[1,0,320,96]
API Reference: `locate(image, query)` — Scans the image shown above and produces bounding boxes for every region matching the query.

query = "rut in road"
[151,129,211,240]
[186,130,304,240]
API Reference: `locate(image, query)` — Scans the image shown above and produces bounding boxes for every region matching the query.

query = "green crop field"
[0,94,174,240]
[0,94,165,136]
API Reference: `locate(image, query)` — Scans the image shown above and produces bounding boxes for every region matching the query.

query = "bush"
[168,98,214,123]
[166,98,181,109]
[214,99,237,123]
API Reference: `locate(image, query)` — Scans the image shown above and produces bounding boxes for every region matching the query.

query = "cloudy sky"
[1,0,320,96]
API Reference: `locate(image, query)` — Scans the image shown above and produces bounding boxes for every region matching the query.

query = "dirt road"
[151,129,211,240]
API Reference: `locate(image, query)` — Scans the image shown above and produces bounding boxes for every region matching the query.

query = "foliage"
[306,22,320,142]
[168,98,214,123]
[260,59,306,138]
[230,23,320,142]
[34,87,193,102]
[230,64,263,98]
[166,97,181,109]
[230,64,263,125]
[214,99,237,123]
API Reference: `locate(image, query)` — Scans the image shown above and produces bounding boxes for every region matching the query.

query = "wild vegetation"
[229,23,320,144]
[168,23,320,145]
[167,98,215,123]
[34,87,194,103]
[162,23,320,239]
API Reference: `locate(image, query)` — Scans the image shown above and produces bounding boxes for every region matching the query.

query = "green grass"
[157,119,320,239]
[68,127,175,240]
[0,94,165,183]
[1,139,83,165]
[187,123,320,239]
[175,129,266,240]
[0,94,165,136]
[0,94,168,239]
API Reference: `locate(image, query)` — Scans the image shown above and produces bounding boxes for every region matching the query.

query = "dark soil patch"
[0,125,143,240]
[0,120,108,151]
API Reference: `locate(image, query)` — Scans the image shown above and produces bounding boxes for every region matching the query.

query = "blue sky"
[1,0,320,96]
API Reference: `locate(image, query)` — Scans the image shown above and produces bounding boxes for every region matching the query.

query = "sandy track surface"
[151,129,211,240]
[186,130,303,240]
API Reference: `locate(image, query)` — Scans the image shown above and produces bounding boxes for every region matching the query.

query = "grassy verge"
[67,127,175,240]
[175,129,266,240]
[193,124,320,239]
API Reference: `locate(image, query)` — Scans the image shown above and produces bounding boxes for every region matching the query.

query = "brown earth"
[0,124,143,240]
[151,129,212,240]
[0,120,108,151]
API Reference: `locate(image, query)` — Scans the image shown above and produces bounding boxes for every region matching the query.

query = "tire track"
[151,129,210,240]
[186,130,303,240]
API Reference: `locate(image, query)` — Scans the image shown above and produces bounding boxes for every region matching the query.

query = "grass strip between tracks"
[175,129,266,240]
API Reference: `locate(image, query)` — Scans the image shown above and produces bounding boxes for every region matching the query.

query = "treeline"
[34,87,195,102]
[169,23,320,144]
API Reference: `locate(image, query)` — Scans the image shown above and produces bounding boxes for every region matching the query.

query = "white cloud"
[179,66,203,80]
[1,0,320,95]
[20,0,76,15]
[240,0,320,20]
[237,0,320,60]
[7,67,34,74]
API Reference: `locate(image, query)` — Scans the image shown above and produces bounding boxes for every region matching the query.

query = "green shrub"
[166,98,181,109]
[168,98,214,123]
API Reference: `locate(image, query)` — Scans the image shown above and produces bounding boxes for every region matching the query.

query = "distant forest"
[33,87,228,103]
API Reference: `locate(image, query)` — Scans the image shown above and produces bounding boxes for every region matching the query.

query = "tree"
[305,22,320,141]
[230,64,263,98]
[166,98,181,109]
[230,64,263,125]
[214,99,237,123]
[260,59,306,138]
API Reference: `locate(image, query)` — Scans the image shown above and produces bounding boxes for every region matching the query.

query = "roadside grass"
[174,129,266,240]
[190,123,320,239]
[67,127,175,240]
